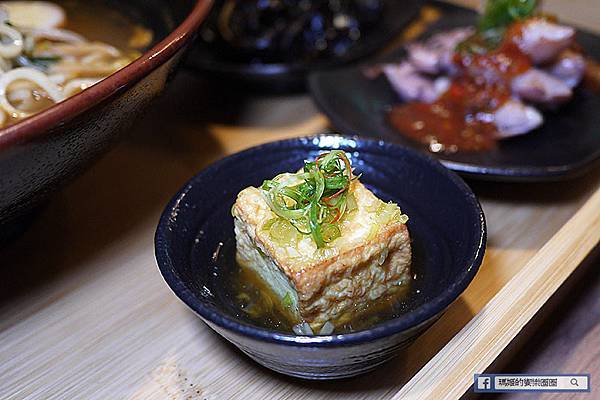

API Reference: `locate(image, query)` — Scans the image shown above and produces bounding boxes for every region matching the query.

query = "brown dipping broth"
[232,257,413,335]
[210,234,420,335]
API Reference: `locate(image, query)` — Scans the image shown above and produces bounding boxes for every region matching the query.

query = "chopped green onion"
[479,0,537,32]
[320,223,341,243]
[282,292,293,308]
[290,218,311,234]
[309,201,324,248]
[366,201,409,241]
[259,150,356,248]
[16,55,62,70]
[262,218,278,231]
[457,0,538,54]
[268,218,299,244]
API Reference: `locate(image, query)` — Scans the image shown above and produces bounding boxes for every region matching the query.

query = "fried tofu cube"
[233,181,411,332]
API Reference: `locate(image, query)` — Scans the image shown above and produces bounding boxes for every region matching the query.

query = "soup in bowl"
[0,1,154,127]
[0,0,212,238]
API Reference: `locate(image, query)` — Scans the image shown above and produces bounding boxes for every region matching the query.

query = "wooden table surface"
[1,1,599,399]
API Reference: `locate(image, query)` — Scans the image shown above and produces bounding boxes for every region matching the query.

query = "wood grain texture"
[1,1,599,399]
[488,251,600,400]
[393,187,600,400]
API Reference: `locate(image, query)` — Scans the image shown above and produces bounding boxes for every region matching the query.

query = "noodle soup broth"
[0,0,153,127]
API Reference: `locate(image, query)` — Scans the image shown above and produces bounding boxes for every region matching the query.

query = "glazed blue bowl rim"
[155,134,487,346]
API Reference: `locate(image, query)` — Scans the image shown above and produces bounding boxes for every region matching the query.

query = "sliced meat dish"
[546,50,586,88]
[512,68,572,105]
[515,18,575,64]
[382,62,449,103]
[374,2,591,152]
[406,27,474,75]
[493,99,543,138]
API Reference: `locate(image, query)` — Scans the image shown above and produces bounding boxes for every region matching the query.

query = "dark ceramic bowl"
[0,0,212,237]
[184,0,421,91]
[155,135,486,379]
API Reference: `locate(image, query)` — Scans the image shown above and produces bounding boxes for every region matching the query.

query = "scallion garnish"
[260,150,359,248]
[282,292,293,308]
[478,0,537,32]
[457,0,538,55]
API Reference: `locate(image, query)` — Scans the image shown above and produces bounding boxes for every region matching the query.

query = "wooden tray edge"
[393,185,600,399]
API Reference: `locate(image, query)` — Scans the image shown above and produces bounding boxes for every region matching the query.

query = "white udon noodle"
[0,9,139,128]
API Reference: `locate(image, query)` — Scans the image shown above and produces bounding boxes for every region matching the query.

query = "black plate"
[184,0,422,91]
[308,1,600,181]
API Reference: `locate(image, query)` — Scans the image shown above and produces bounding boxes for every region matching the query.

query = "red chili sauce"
[388,23,532,153]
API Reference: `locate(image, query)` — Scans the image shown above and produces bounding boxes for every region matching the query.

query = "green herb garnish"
[16,55,62,70]
[282,292,293,308]
[260,150,358,248]
[457,0,538,55]
[479,0,537,32]
[30,56,62,67]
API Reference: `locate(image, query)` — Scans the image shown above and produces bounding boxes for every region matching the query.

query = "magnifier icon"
[570,378,579,387]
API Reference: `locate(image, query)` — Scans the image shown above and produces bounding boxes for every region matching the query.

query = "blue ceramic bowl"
[155,135,486,379]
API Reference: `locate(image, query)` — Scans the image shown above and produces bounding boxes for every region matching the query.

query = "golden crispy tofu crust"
[233,181,412,329]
